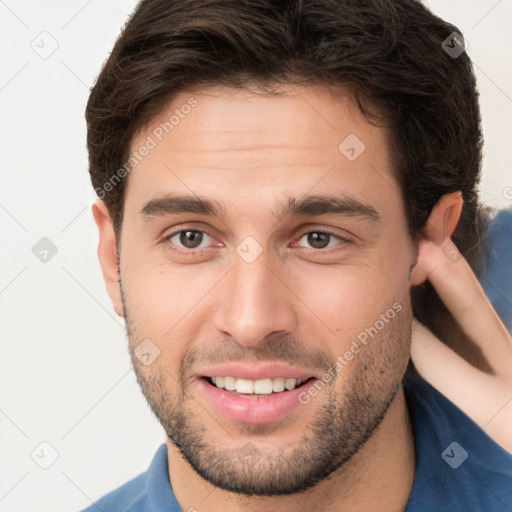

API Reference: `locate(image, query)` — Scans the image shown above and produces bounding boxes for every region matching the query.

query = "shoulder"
[480,207,512,330]
[403,369,512,511]
[79,468,151,512]
[79,472,149,512]
[78,444,180,512]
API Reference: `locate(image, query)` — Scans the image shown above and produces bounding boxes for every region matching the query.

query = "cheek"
[294,258,410,348]
[121,253,221,339]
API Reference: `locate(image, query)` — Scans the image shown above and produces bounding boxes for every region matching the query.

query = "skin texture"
[411,221,512,453]
[93,84,467,511]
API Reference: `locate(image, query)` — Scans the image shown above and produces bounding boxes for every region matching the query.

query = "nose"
[212,249,297,348]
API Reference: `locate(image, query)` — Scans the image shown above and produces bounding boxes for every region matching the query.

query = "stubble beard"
[123,287,412,496]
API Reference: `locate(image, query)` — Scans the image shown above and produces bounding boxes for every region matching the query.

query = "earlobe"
[410,191,463,286]
[92,200,124,318]
[410,240,434,286]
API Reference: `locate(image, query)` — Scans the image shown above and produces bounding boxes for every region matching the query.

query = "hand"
[411,238,512,452]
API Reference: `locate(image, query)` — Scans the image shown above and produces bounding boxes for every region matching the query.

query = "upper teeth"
[210,376,307,394]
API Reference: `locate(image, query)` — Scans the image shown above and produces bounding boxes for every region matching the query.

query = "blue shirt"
[81,209,512,511]
[479,208,512,332]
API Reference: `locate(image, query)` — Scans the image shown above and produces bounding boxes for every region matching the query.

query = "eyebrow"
[140,193,380,223]
[140,195,226,218]
[274,194,380,223]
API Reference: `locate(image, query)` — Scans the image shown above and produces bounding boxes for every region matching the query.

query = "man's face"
[118,85,417,495]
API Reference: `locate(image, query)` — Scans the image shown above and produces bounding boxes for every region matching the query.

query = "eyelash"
[294,231,351,253]
[161,228,351,254]
[163,229,217,254]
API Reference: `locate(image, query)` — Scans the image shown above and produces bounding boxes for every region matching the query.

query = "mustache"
[179,334,334,377]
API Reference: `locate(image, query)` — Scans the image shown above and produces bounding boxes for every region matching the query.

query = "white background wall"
[0,1,511,510]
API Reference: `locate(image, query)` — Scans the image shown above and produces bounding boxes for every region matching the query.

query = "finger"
[411,319,512,441]
[423,240,512,376]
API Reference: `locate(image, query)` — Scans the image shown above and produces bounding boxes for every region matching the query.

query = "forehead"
[125,84,400,221]
[135,84,383,157]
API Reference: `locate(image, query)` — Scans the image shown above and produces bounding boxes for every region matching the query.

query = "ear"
[92,200,124,318]
[410,191,463,286]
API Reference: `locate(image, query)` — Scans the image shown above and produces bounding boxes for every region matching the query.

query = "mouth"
[195,363,321,423]
[198,374,319,423]
[201,375,317,396]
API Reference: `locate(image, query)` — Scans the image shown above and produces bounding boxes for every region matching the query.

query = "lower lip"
[197,377,316,424]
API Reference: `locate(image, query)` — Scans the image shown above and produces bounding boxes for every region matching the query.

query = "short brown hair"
[86,0,492,367]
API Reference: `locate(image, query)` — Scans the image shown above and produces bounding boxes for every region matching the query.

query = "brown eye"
[296,231,345,250]
[307,232,330,249]
[166,230,213,250]
[180,230,203,248]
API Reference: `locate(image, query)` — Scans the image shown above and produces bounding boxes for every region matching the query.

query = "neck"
[167,386,415,512]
